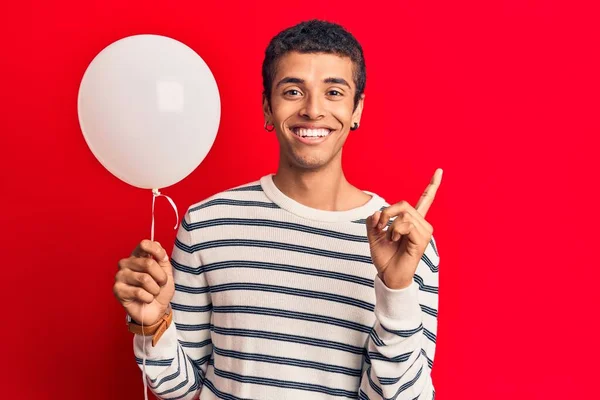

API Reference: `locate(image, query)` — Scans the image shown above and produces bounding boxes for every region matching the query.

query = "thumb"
[155,243,173,278]
[366,211,385,244]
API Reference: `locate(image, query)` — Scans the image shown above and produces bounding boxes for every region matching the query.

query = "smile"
[292,127,333,137]
[291,127,334,145]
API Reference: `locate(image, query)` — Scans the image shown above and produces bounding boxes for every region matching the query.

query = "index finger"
[415,168,443,217]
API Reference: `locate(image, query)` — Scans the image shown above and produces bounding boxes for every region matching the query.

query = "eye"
[328,90,342,96]
[284,89,302,96]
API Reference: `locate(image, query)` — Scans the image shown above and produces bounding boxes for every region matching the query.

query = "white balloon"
[78,34,220,190]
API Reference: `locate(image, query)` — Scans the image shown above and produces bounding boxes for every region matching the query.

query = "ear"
[352,93,365,125]
[262,93,272,122]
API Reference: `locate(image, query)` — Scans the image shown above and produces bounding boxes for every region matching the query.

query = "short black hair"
[262,19,366,112]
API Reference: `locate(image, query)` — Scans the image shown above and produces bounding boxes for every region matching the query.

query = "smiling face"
[263,51,364,171]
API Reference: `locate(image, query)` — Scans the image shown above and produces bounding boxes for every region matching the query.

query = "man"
[114,19,442,400]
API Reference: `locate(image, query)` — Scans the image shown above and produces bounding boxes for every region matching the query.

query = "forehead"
[274,51,354,87]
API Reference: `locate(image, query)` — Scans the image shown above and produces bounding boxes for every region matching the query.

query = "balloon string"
[151,188,179,241]
[141,188,179,400]
[142,305,148,400]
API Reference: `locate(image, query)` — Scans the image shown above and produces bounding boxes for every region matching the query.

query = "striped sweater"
[134,173,439,400]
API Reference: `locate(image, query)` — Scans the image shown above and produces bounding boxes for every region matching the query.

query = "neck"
[273,156,368,211]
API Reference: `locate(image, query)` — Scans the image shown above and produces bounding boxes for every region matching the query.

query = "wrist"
[126,304,169,326]
[127,305,173,346]
[127,314,162,326]
[379,272,412,290]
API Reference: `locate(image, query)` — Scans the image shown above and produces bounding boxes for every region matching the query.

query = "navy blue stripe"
[171,302,213,313]
[212,326,364,355]
[172,258,374,288]
[183,217,369,243]
[190,354,212,368]
[424,328,437,343]
[378,376,400,385]
[175,283,210,294]
[176,238,373,265]
[179,338,212,348]
[213,305,372,333]
[214,346,362,377]
[214,367,358,398]
[189,198,279,213]
[135,357,174,367]
[204,378,247,400]
[413,274,438,294]
[420,304,438,318]
[170,258,201,274]
[381,323,423,338]
[421,253,439,273]
[367,351,412,363]
[210,282,374,312]
[430,237,439,257]
[370,329,386,347]
[174,322,212,331]
[358,389,370,399]
[227,184,263,192]
[421,349,433,369]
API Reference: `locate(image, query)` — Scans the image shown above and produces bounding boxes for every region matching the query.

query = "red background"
[2,1,598,399]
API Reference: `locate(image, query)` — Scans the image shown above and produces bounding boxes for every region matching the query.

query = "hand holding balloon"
[113,240,174,326]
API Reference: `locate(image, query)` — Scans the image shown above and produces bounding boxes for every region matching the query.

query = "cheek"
[332,101,355,120]
[271,103,294,123]
[332,111,354,126]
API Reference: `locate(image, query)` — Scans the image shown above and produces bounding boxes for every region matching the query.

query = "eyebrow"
[275,76,352,89]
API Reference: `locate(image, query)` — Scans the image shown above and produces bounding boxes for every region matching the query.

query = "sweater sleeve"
[132,210,213,400]
[358,235,440,400]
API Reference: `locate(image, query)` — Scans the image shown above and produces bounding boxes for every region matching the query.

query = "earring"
[350,122,359,131]
[264,121,275,132]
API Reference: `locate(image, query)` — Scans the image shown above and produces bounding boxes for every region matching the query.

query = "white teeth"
[294,128,331,137]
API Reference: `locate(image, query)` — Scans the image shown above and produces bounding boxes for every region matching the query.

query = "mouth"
[290,126,334,140]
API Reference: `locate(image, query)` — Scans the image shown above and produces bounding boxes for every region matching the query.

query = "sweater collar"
[260,173,386,223]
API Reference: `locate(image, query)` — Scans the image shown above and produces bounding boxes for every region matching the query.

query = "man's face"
[264,51,364,171]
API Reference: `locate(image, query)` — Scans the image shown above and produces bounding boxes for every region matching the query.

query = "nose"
[299,93,325,120]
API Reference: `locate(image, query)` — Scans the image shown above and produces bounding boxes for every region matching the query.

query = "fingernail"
[162,254,169,262]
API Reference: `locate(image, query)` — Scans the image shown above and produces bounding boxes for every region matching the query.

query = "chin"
[278,138,337,170]
[289,153,330,170]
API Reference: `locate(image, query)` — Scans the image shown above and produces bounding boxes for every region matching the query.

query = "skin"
[113,51,443,326]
